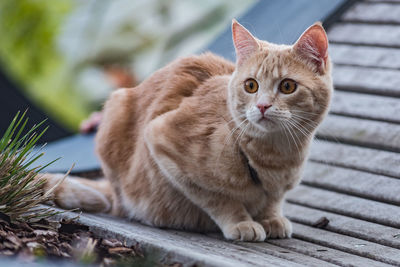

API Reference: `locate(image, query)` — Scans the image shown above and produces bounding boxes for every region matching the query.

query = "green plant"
[0,0,89,130]
[0,111,67,222]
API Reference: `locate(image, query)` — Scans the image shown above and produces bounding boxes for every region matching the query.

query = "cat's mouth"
[258,116,273,123]
[256,116,276,128]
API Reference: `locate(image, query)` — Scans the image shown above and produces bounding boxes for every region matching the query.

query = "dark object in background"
[0,67,71,143]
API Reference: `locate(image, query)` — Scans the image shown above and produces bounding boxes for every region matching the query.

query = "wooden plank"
[366,0,400,3]
[302,161,400,205]
[284,203,400,249]
[287,185,400,228]
[233,242,339,267]
[330,44,400,69]
[333,65,400,96]
[54,210,303,267]
[290,223,400,266]
[328,23,400,47]
[317,114,400,152]
[342,2,400,24]
[309,140,400,179]
[269,238,393,267]
[330,91,400,123]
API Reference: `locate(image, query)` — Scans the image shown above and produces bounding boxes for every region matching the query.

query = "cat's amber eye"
[244,78,259,94]
[279,79,297,94]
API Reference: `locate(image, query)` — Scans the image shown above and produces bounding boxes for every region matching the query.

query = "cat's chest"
[245,154,303,197]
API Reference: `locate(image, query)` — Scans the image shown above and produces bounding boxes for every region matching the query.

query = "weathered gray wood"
[330,44,400,69]
[243,240,389,267]
[269,238,393,267]
[330,91,400,123]
[287,185,400,228]
[291,223,400,266]
[365,0,400,3]
[317,114,400,152]
[54,208,397,267]
[284,203,400,249]
[54,211,304,267]
[302,161,400,205]
[309,140,400,179]
[333,65,400,96]
[234,242,339,267]
[342,2,400,24]
[329,23,400,47]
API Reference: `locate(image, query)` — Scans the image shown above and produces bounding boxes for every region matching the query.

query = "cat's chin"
[246,120,280,137]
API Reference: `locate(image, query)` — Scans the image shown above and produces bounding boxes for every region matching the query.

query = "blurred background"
[0,0,253,137]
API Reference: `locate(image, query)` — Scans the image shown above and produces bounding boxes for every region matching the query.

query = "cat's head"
[228,20,333,140]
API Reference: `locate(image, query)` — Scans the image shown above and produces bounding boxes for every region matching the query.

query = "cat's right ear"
[232,19,259,65]
[293,22,329,74]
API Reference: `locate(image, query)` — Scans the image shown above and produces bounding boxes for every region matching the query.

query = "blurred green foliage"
[0,0,90,131]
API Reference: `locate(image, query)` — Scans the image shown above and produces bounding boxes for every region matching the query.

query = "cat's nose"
[257,104,272,115]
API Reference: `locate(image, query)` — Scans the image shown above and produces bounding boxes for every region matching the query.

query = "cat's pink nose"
[257,104,272,115]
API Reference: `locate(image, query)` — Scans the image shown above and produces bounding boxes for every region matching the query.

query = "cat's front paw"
[223,221,266,242]
[260,216,292,239]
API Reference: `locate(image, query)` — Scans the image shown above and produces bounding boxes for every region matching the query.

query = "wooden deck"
[50,1,400,266]
[279,1,400,265]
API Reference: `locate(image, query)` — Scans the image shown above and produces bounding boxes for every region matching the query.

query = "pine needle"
[0,111,70,222]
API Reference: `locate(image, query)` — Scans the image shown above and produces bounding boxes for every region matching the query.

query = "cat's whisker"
[287,117,314,135]
[223,114,247,125]
[290,113,319,126]
[281,120,301,158]
[289,115,321,135]
[277,121,293,153]
[285,118,311,143]
[214,117,249,176]
[233,121,250,147]
[226,118,248,143]
[286,123,302,158]
[285,119,317,149]
[290,113,341,144]
[291,109,321,116]
[285,118,325,149]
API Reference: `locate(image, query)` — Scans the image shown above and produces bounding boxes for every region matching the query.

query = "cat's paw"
[223,221,266,242]
[260,216,292,239]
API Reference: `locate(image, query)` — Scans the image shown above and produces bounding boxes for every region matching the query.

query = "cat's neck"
[239,128,313,163]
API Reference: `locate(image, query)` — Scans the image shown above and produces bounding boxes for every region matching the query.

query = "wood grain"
[284,203,400,249]
[329,23,400,47]
[329,91,400,123]
[330,44,400,69]
[342,2,400,24]
[309,140,400,179]
[317,114,400,152]
[302,161,400,205]
[287,185,400,228]
[333,65,400,96]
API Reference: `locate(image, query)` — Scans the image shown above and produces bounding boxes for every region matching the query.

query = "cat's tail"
[40,173,112,213]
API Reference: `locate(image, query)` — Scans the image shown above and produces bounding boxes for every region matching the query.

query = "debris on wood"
[0,216,145,266]
[312,216,330,229]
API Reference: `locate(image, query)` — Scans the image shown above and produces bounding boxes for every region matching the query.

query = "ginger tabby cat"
[43,20,333,242]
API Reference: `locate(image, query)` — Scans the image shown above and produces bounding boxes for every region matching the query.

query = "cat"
[43,20,333,242]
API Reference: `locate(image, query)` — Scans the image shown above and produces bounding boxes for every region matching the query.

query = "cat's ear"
[232,19,259,65]
[294,22,329,74]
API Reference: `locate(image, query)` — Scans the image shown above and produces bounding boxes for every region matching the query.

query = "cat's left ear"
[294,22,329,74]
[232,19,259,65]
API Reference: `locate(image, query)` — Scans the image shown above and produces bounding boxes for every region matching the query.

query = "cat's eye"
[279,79,297,94]
[244,78,259,94]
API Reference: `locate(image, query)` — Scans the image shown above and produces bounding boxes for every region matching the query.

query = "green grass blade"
[0,111,20,151]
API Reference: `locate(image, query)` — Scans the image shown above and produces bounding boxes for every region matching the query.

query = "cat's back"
[140,52,235,121]
[96,52,234,172]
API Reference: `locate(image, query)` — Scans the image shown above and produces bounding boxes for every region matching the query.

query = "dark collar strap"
[240,149,261,185]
